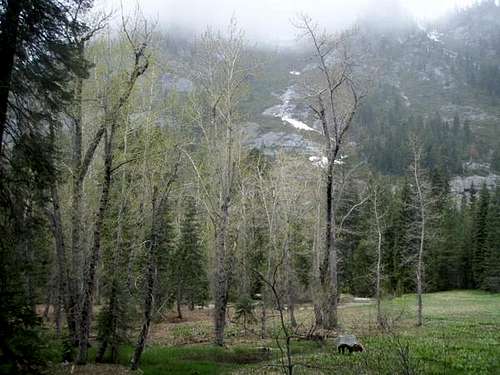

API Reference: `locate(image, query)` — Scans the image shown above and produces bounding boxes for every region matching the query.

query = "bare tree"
[188,18,251,346]
[130,153,180,370]
[369,177,386,327]
[410,137,430,327]
[76,17,151,364]
[253,258,295,375]
[296,15,362,329]
[64,7,111,345]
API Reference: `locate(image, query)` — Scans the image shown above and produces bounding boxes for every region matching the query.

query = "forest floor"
[49,290,500,374]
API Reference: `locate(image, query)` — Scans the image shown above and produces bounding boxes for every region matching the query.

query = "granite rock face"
[450,175,499,197]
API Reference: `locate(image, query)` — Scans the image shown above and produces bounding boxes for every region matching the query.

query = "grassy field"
[50,290,500,375]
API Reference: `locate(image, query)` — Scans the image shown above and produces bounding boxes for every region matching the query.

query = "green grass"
[130,291,500,374]
[291,291,500,375]
[48,291,500,374]
[113,345,272,375]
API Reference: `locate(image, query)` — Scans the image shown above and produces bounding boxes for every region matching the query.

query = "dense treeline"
[358,90,474,176]
[341,174,500,297]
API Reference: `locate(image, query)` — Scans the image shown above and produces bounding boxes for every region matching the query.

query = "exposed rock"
[450,174,499,197]
[244,130,320,154]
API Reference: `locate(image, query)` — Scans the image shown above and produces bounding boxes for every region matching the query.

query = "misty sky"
[100,0,481,44]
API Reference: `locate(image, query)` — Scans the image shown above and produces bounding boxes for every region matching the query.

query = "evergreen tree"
[471,184,490,288]
[289,219,312,292]
[483,186,500,291]
[461,192,476,289]
[426,169,454,291]
[173,196,209,316]
[427,193,466,291]
[155,203,178,312]
[0,1,91,372]
[349,192,376,297]
[383,178,415,295]
[491,144,500,173]
[338,184,365,294]
[95,183,137,363]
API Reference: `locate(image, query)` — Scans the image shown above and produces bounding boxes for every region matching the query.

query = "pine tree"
[384,178,415,295]
[0,0,90,157]
[172,196,209,317]
[461,193,476,289]
[491,144,500,173]
[289,219,312,292]
[0,1,90,371]
[349,193,376,297]
[155,204,177,313]
[483,186,500,291]
[471,184,490,288]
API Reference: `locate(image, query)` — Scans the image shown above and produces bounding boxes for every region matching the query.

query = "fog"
[100,0,480,44]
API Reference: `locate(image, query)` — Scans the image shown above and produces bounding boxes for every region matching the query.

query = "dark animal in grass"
[335,335,364,354]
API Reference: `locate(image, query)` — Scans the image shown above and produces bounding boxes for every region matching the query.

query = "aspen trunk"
[214,208,229,347]
[413,144,426,327]
[131,216,160,370]
[322,158,338,329]
[176,284,183,319]
[77,125,114,364]
[374,190,383,327]
[312,197,323,328]
[284,235,297,328]
[49,183,76,340]
[416,217,425,327]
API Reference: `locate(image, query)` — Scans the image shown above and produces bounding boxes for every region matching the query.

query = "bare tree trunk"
[373,189,383,327]
[416,206,425,327]
[69,72,84,297]
[131,150,179,370]
[312,196,323,327]
[322,159,338,329]
[255,265,294,375]
[67,45,107,347]
[131,187,176,369]
[413,142,426,327]
[416,239,424,327]
[176,284,183,319]
[214,208,229,347]
[297,16,361,330]
[77,34,149,363]
[77,124,114,364]
[49,183,76,338]
[97,116,130,363]
[55,294,62,336]
[376,232,383,326]
[284,235,297,328]
[130,238,155,370]
[260,303,266,339]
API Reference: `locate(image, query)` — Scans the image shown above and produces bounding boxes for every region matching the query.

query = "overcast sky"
[99,0,483,44]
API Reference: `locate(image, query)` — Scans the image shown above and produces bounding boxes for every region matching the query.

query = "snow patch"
[309,155,346,168]
[263,87,320,133]
[427,31,443,43]
[309,156,328,168]
[282,116,316,132]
